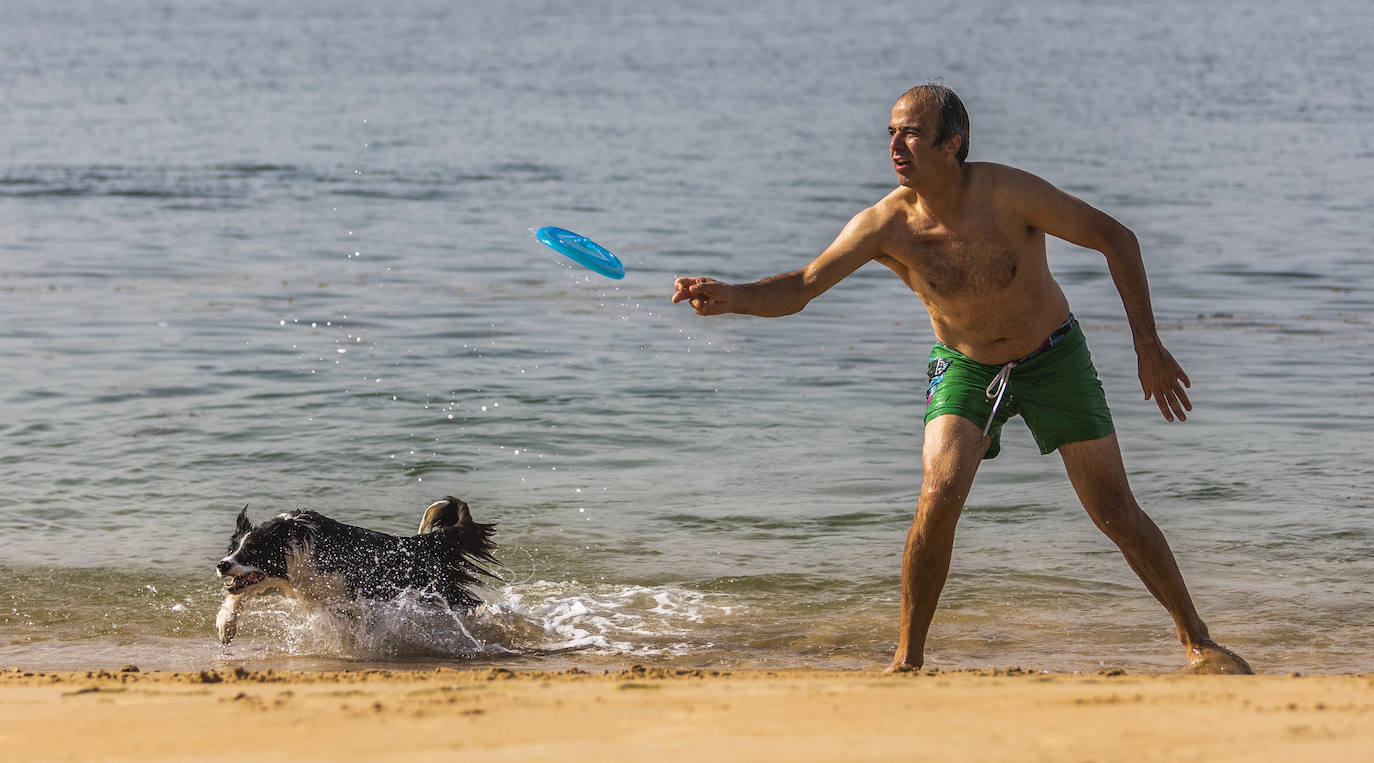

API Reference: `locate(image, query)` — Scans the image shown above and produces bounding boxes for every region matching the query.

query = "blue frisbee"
[535,226,625,280]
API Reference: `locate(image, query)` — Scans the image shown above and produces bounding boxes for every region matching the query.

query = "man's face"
[888,97,956,185]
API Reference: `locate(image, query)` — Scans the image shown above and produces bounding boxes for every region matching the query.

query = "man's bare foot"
[1185,642,1253,674]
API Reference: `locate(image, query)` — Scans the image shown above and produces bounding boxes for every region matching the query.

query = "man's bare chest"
[887,225,1025,297]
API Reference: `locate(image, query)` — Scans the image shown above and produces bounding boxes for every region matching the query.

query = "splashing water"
[216,581,736,663]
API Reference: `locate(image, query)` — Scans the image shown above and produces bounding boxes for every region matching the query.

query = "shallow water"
[2,0,1371,674]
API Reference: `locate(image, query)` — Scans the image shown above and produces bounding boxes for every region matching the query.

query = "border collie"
[215,496,497,644]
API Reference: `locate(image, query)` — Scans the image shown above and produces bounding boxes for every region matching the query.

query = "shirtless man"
[672,84,1252,674]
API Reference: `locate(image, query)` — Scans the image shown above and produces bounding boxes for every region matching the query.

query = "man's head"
[897,83,970,165]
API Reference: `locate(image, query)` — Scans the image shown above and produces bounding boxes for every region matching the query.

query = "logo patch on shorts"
[926,357,950,403]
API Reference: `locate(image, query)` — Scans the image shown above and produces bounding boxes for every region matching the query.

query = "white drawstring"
[983,362,1017,436]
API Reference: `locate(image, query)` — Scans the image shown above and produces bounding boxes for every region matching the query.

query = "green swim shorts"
[924,317,1115,459]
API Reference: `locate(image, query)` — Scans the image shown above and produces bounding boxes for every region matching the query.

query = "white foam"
[496,580,736,656]
[224,581,736,661]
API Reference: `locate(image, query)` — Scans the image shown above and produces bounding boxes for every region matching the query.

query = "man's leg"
[889,414,990,672]
[1059,434,1252,674]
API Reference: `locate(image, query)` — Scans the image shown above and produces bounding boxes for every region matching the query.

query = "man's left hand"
[1137,342,1192,422]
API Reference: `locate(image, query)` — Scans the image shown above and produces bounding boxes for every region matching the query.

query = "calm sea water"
[2,0,1370,674]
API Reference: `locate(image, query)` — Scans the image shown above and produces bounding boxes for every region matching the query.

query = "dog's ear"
[235,505,252,536]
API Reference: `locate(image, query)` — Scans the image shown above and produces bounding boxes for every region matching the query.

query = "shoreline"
[4,666,1371,761]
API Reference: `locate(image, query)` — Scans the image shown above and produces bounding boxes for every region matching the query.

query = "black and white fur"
[215,496,497,644]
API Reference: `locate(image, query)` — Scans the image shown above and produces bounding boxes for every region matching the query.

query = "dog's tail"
[419,496,474,534]
[418,496,499,570]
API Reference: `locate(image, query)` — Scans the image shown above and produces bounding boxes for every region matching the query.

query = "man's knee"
[1082,488,1147,538]
[914,474,971,537]
[920,474,970,509]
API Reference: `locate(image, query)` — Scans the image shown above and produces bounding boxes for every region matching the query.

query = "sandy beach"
[3,665,1370,762]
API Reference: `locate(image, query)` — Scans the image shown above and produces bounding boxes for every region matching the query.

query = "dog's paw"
[216,617,237,644]
[216,596,240,644]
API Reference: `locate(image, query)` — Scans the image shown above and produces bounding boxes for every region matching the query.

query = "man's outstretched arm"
[672,206,887,318]
[672,271,812,317]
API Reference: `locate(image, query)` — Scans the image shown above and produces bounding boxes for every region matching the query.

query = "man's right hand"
[672,277,735,315]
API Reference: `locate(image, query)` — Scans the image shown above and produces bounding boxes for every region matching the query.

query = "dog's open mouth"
[224,571,267,593]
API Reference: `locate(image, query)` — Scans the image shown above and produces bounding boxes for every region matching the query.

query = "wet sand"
[3,665,1371,761]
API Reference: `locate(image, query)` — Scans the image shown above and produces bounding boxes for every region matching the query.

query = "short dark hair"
[901,83,970,164]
